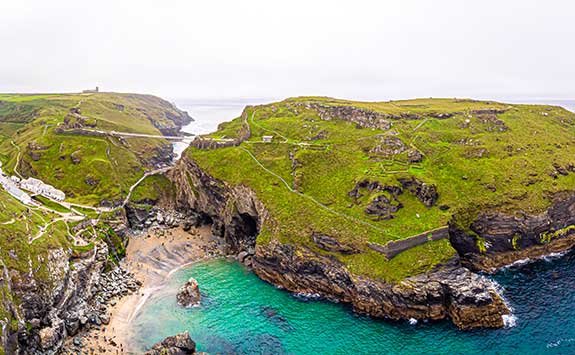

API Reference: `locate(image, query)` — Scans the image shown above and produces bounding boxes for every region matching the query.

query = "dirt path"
[120,167,172,208]
[10,141,22,179]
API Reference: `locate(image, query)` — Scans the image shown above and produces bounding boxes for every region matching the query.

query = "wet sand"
[66,225,224,354]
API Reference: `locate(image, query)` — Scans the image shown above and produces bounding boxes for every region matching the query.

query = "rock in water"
[145,332,196,355]
[177,277,201,307]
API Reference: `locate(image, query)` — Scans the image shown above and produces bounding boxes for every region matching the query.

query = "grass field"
[0,93,189,205]
[188,97,575,282]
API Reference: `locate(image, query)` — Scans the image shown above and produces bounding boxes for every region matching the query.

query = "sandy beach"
[63,225,224,354]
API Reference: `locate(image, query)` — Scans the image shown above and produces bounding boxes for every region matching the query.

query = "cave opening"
[239,213,259,238]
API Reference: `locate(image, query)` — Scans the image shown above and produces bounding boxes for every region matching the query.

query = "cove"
[131,252,575,354]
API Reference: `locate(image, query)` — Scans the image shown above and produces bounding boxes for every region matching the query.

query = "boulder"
[237,251,249,263]
[176,277,201,308]
[38,326,59,350]
[70,150,82,164]
[398,176,438,207]
[311,233,359,254]
[145,332,196,355]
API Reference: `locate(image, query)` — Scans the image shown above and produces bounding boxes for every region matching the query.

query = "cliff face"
[169,155,510,329]
[253,242,508,329]
[450,192,575,272]
[3,243,108,354]
[168,155,266,254]
[1,211,135,355]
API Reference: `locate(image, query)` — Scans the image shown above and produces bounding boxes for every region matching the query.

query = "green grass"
[70,205,100,218]
[131,174,175,203]
[0,92,189,206]
[187,97,575,282]
[32,195,71,213]
[0,92,192,345]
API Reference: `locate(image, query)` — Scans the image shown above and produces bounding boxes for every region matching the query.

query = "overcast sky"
[1,0,574,101]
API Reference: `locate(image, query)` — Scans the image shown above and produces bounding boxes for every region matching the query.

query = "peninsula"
[1,93,575,354]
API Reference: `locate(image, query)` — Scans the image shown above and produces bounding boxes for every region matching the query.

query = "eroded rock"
[177,277,201,308]
[252,242,509,329]
[145,332,196,355]
[398,176,438,207]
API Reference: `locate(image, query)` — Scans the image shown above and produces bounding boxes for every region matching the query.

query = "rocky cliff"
[253,241,508,329]
[167,155,265,254]
[168,154,510,329]
[1,216,138,355]
[450,192,575,272]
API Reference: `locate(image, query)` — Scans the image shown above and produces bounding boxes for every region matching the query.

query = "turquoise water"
[132,253,575,354]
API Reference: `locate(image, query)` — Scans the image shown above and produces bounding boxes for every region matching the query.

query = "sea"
[139,98,575,355]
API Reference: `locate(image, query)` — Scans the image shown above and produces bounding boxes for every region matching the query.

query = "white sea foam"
[547,338,575,348]
[408,318,418,325]
[490,279,518,328]
[502,314,517,328]
[501,251,569,270]
[293,292,321,301]
[502,258,531,269]
[543,251,568,262]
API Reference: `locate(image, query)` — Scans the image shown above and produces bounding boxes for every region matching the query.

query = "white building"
[0,175,32,205]
[20,177,66,201]
[8,185,32,205]
[262,135,274,143]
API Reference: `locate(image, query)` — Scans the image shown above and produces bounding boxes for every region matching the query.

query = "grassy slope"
[0,93,187,350]
[0,93,182,205]
[0,189,70,343]
[187,97,575,282]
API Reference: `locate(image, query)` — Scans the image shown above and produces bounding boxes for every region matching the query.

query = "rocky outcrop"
[306,104,392,130]
[168,155,265,254]
[407,149,424,163]
[62,107,97,129]
[311,233,359,254]
[252,242,508,329]
[190,107,251,150]
[398,176,439,207]
[370,136,406,156]
[450,192,575,272]
[125,206,185,230]
[348,180,404,220]
[4,219,138,354]
[177,277,201,308]
[145,332,196,355]
[171,155,510,329]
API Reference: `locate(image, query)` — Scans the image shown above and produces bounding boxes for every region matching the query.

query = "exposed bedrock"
[170,155,510,329]
[177,277,201,308]
[252,242,508,329]
[145,332,196,355]
[450,192,575,272]
[168,155,265,255]
[6,243,138,354]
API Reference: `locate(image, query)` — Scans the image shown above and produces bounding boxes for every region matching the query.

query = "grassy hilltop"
[0,92,189,351]
[0,90,189,286]
[187,97,575,281]
[0,93,190,206]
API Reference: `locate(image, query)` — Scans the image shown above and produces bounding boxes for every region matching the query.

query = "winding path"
[1,218,15,225]
[239,146,394,236]
[249,110,289,142]
[120,167,172,208]
[10,141,22,179]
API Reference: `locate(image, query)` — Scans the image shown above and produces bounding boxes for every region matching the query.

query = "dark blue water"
[131,251,575,355]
